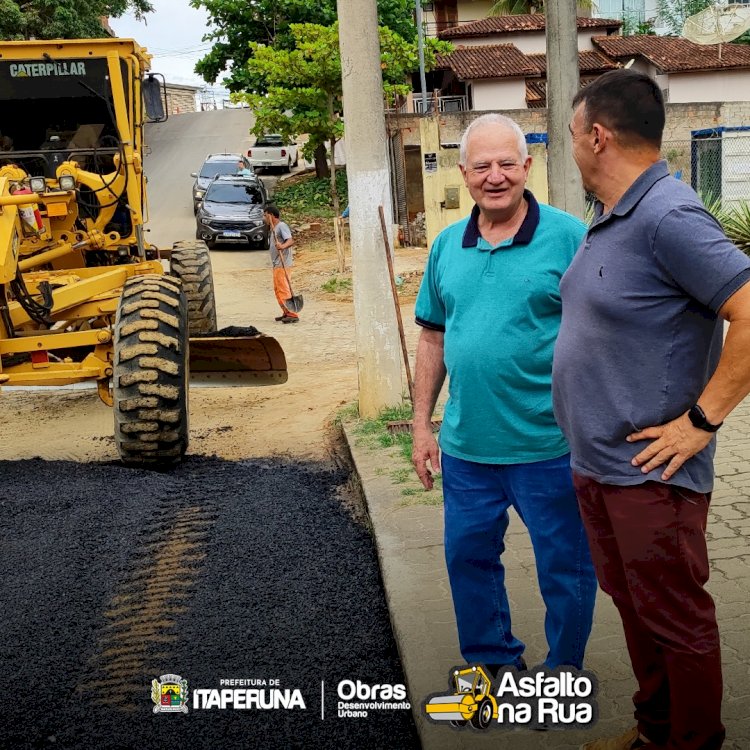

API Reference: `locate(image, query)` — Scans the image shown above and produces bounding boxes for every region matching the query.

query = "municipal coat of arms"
[152,673,189,714]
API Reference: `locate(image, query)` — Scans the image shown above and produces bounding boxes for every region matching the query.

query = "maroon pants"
[573,475,725,750]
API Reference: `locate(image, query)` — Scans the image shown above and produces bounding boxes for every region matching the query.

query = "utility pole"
[337,0,403,418]
[546,0,585,218]
[415,0,429,113]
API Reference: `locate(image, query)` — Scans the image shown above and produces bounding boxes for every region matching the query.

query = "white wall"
[458,0,494,22]
[455,30,546,52]
[668,70,750,103]
[447,29,608,53]
[472,78,528,110]
[424,0,494,34]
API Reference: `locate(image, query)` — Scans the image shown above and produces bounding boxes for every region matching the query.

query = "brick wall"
[165,87,198,116]
[389,102,750,145]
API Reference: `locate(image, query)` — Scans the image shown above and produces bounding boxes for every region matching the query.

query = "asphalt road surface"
[0,111,418,749]
[0,457,418,749]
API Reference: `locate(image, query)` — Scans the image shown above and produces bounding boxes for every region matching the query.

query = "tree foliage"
[0,0,152,40]
[621,12,656,36]
[656,0,712,35]
[190,0,417,91]
[658,0,750,43]
[238,22,448,162]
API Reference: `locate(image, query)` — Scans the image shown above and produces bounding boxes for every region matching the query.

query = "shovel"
[275,237,304,313]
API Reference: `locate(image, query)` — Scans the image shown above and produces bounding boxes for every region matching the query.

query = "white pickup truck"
[246,134,299,173]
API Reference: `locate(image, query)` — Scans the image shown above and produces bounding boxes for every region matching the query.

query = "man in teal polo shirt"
[412,113,597,673]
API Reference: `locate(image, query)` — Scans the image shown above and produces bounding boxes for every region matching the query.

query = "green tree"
[659,0,750,43]
[0,0,152,40]
[237,22,449,200]
[656,0,711,35]
[621,12,656,35]
[190,0,417,92]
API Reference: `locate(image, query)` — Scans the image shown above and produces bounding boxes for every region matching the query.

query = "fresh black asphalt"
[0,456,419,749]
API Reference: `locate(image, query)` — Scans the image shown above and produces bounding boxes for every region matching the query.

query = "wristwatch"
[688,404,722,433]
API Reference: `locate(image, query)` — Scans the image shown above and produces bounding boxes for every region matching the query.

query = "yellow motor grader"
[0,38,287,466]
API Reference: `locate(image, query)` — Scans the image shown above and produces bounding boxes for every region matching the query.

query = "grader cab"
[0,39,287,466]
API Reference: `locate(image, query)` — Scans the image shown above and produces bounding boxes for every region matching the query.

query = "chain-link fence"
[662,134,750,208]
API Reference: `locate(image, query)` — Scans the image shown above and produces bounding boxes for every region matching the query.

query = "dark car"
[191,153,254,213]
[195,175,268,250]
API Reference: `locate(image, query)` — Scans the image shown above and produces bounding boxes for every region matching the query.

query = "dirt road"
[0,248,360,463]
[0,109,380,465]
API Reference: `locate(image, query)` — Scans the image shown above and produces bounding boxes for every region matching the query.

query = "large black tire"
[470,699,493,730]
[113,275,189,467]
[170,240,218,334]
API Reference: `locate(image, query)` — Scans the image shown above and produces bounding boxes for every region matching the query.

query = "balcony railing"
[413,94,468,113]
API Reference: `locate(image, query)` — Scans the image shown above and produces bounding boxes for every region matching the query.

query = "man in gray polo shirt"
[554,69,750,750]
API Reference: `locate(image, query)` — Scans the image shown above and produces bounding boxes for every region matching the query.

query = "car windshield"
[199,161,240,179]
[255,136,284,147]
[205,183,263,204]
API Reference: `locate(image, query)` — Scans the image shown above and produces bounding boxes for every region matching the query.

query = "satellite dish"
[683,3,750,45]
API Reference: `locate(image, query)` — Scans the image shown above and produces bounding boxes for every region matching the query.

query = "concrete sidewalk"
[344,401,750,750]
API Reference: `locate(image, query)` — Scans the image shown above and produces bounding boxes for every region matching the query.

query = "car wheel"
[284,158,292,173]
[293,154,299,167]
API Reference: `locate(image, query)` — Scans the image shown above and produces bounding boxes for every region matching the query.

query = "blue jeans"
[441,452,597,669]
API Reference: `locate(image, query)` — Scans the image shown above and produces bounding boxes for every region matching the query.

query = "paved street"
[347,392,750,750]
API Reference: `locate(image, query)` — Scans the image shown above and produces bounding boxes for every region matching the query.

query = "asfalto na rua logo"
[424,663,598,730]
[424,664,497,729]
[152,674,189,714]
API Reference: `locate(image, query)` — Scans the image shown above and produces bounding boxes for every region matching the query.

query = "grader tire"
[113,274,189,468]
[170,240,217,335]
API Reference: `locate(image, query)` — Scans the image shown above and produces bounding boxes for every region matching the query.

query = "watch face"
[689,405,720,432]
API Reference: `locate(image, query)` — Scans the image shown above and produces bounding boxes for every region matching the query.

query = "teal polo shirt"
[415,191,586,464]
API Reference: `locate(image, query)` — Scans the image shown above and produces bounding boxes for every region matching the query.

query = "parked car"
[246,134,299,173]
[191,153,254,213]
[195,175,268,250]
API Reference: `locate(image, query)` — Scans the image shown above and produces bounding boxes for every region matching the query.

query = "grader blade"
[189,334,288,385]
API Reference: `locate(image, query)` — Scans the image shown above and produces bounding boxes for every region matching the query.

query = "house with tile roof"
[419,11,750,111]
[592,35,750,103]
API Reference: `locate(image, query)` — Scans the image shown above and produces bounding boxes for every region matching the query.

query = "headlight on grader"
[30,176,46,194]
[58,175,76,191]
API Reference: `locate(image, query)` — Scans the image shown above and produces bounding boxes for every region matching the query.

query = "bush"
[274,170,348,221]
[721,202,750,255]
[701,195,750,256]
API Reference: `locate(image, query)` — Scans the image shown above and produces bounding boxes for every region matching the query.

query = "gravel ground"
[0,456,419,750]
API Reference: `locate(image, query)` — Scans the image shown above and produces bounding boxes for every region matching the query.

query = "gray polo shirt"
[553,161,750,493]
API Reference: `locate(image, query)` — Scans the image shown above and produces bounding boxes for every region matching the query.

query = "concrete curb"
[345,407,750,749]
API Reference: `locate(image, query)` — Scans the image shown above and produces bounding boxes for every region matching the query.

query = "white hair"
[458,113,528,166]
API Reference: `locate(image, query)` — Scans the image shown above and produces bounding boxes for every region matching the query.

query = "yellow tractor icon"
[425,665,498,730]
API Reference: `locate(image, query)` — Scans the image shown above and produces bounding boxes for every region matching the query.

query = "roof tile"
[592,34,750,72]
[439,13,621,40]
[437,44,533,79]
[438,45,619,80]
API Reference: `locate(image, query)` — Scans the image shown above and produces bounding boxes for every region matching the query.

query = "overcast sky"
[110,0,224,91]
